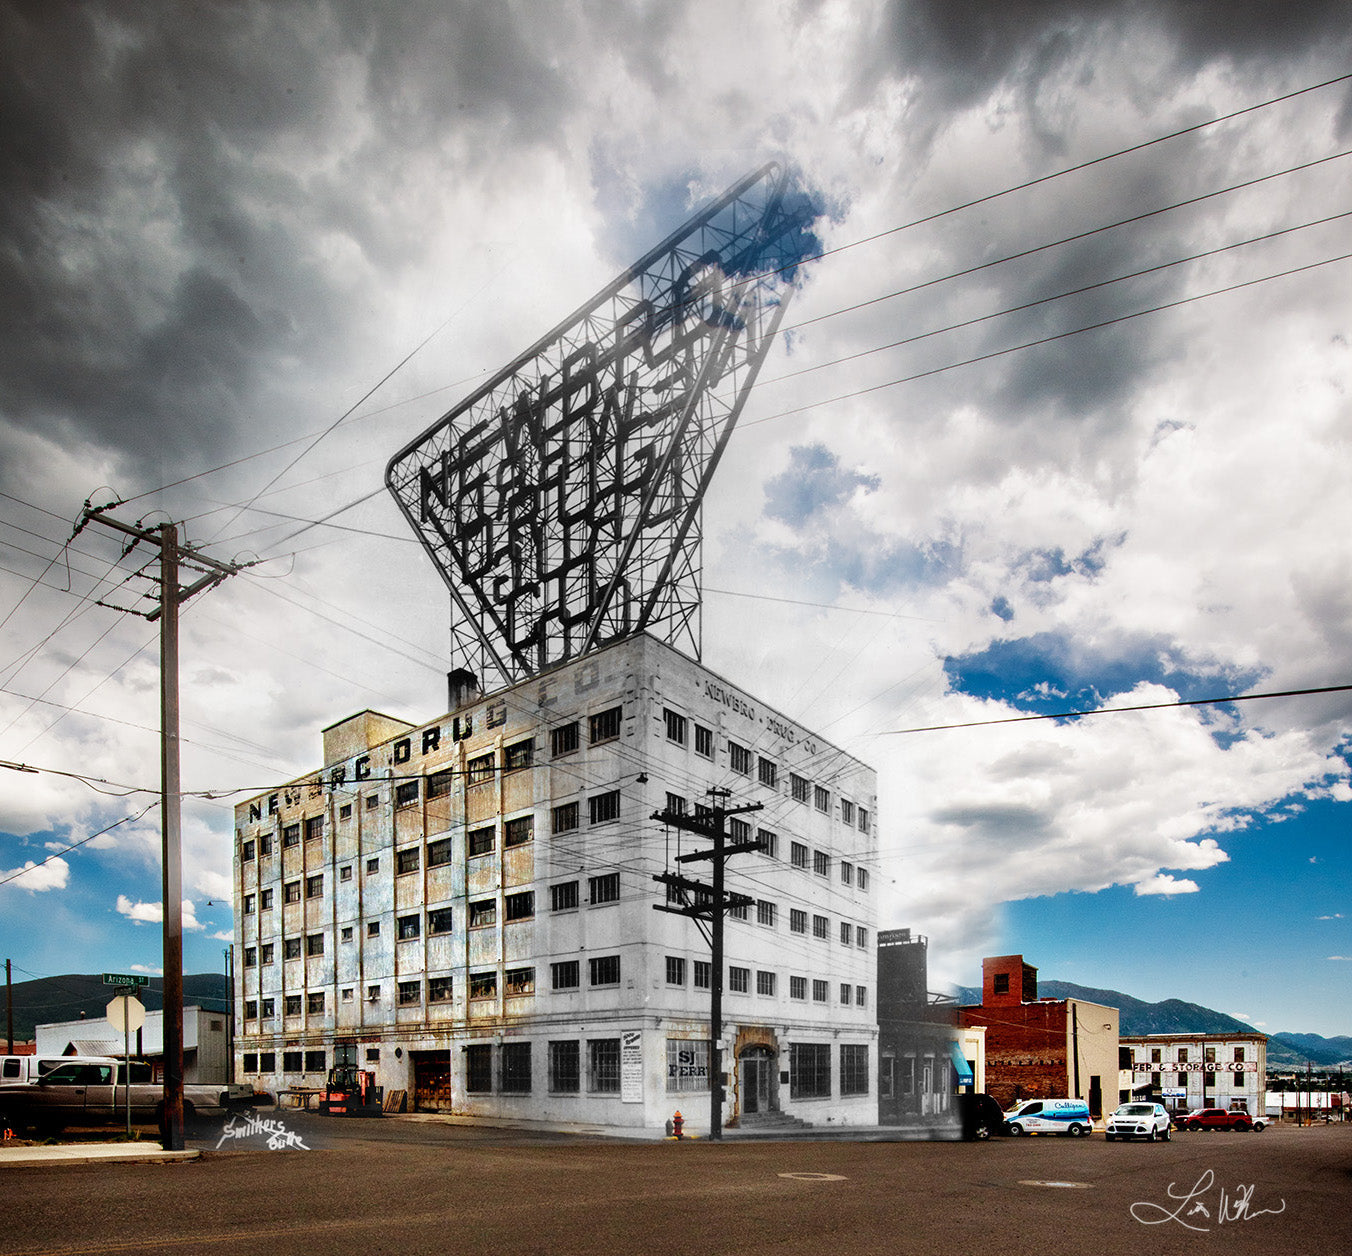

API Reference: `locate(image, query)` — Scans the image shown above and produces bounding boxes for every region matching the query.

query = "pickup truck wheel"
[1232,1119,1249,1131]
[1188,1121,1201,1131]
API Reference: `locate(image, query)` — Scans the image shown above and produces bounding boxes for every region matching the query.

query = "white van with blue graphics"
[1004,1098,1094,1137]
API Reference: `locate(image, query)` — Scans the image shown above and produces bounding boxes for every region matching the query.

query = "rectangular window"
[244,946,257,967]
[467,752,495,785]
[500,1043,529,1092]
[305,1050,326,1073]
[840,800,855,826]
[284,938,302,960]
[306,992,325,1015]
[589,955,620,986]
[694,725,714,758]
[282,1050,302,1071]
[790,975,807,1000]
[241,839,255,862]
[365,794,379,811]
[757,756,777,788]
[551,960,580,990]
[840,1044,869,1096]
[757,829,778,858]
[840,983,852,1005]
[504,891,534,922]
[505,966,535,996]
[551,721,579,757]
[367,985,380,1002]
[305,874,323,899]
[260,943,274,965]
[813,850,829,877]
[304,815,324,841]
[284,880,301,904]
[857,868,869,891]
[260,1000,274,1020]
[549,1041,580,1093]
[589,790,620,824]
[790,1043,832,1098]
[284,995,302,1017]
[504,816,533,847]
[243,893,255,915]
[427,837,452,867]
[858,808,870,834]
[467,826,495,857]
[728,742,752,775]
[306,933,324,957]
[812,914,828,939]
[789,909,807,934]
[665,791,687,816]
[666,1039,710,1093]
[258,834,272,856]
[428,975,453,1003]
[367,921,380,937]
[366,857,379,874]
[841,860,854,885]
[466,1044,492,1093]
[664,709,687,744]
[589,873,620,904]
[394,780,419,807]
[790,773,811,803]
[757,970,776,996]
[552,802,579,833]
[814,785,830,813]
[727,900,748,921]
[259,888,273,910]
[841,921,852,946]
[589,706,622,744]
[812,979,828,1003]
[666,956,686,986]
[428,907,453,935]
[729,817,750,842]
[339,865,352,883]
[282,823,300,848]
[396,847,420,875]
[728,966,749,994]
[469,971,497,1000]
[693,960,711,989]
[589,1039,620,1093]
[469,899,497,928]
[504,738,535,771]
[426,769,454,799]
[550,881,579,912]
[856,985,867,1008]
[243,1050,258,1070]
[397,914,421,941]
[757,900,777,927]
[856,926,867,948]
[790,841,808,869]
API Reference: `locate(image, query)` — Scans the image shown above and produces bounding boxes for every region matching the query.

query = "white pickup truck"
[0,1059,243,1135]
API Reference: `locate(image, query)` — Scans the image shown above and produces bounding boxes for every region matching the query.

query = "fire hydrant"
[672,1110,684,1140]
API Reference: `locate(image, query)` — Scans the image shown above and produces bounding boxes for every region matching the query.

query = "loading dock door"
[412,1051,454,1112]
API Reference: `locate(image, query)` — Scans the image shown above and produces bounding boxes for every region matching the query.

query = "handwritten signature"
[1131,1169,1285,1231]
[215,1111,311,1151]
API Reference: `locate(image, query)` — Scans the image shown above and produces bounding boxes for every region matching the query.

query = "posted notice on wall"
[621,1031,643,1103]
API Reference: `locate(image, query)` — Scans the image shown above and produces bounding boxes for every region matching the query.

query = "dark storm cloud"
[0,1,577,484]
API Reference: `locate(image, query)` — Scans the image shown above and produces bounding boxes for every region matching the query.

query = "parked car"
[1004,1098,1094,1137]
[958,1093,1007,1140]
[0,1060,232,1136]
[1104,1102,1172,1141]
[1180,1107,1255,1132]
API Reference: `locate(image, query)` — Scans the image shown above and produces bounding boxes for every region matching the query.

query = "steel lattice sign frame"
[386,163,816,690]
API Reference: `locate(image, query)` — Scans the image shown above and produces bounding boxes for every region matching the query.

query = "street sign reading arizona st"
[102,972,149,987]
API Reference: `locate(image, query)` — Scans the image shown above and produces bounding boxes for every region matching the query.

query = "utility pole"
[652,787,762,1141]
[5,959,12,1053]
[77,504,245,1150]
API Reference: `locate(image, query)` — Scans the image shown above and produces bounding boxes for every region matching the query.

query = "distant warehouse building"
[1119,1033,1267,1118]
[233,635,879,1133]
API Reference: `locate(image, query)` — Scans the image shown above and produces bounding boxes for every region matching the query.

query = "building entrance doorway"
[412,1050,453,1112]
[740,1046,777,1115]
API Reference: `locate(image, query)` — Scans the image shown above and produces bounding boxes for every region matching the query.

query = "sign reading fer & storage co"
[1133,1060,1258,1073]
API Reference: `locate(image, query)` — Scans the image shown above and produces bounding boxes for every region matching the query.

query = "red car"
[1181,1107,1256,1132]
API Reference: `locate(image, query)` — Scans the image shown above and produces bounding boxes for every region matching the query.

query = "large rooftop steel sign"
[386,163,819,690]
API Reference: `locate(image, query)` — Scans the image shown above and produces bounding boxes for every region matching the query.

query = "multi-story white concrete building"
[1120,1033,1268,1117]
[233,634,878,1133]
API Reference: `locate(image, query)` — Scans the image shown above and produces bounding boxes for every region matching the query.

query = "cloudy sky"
[1,2,1348,1038]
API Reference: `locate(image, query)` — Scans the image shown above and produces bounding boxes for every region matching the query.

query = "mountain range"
[3,972,1348,1067]
[951,980,1351,1067]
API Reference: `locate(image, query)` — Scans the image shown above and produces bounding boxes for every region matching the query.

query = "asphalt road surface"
[2,1119,1347,1256]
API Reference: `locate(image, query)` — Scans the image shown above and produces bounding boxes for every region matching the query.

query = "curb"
[0,1143,201,1168]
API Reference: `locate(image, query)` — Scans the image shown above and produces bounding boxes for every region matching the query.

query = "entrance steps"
[733,1111,814,1132]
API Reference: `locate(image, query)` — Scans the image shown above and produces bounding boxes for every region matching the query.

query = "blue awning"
[950,1041,974,1085]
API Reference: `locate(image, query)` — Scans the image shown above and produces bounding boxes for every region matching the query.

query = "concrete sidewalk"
[0,1141,199,1168]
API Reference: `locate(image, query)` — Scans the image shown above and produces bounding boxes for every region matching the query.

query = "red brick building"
[957,955,1119,1116]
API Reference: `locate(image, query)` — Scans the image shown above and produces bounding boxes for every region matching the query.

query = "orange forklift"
[319,1064,384,1117]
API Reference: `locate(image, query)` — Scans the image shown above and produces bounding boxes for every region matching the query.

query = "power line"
[0,803,159,890]
[884,684,1352,734]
